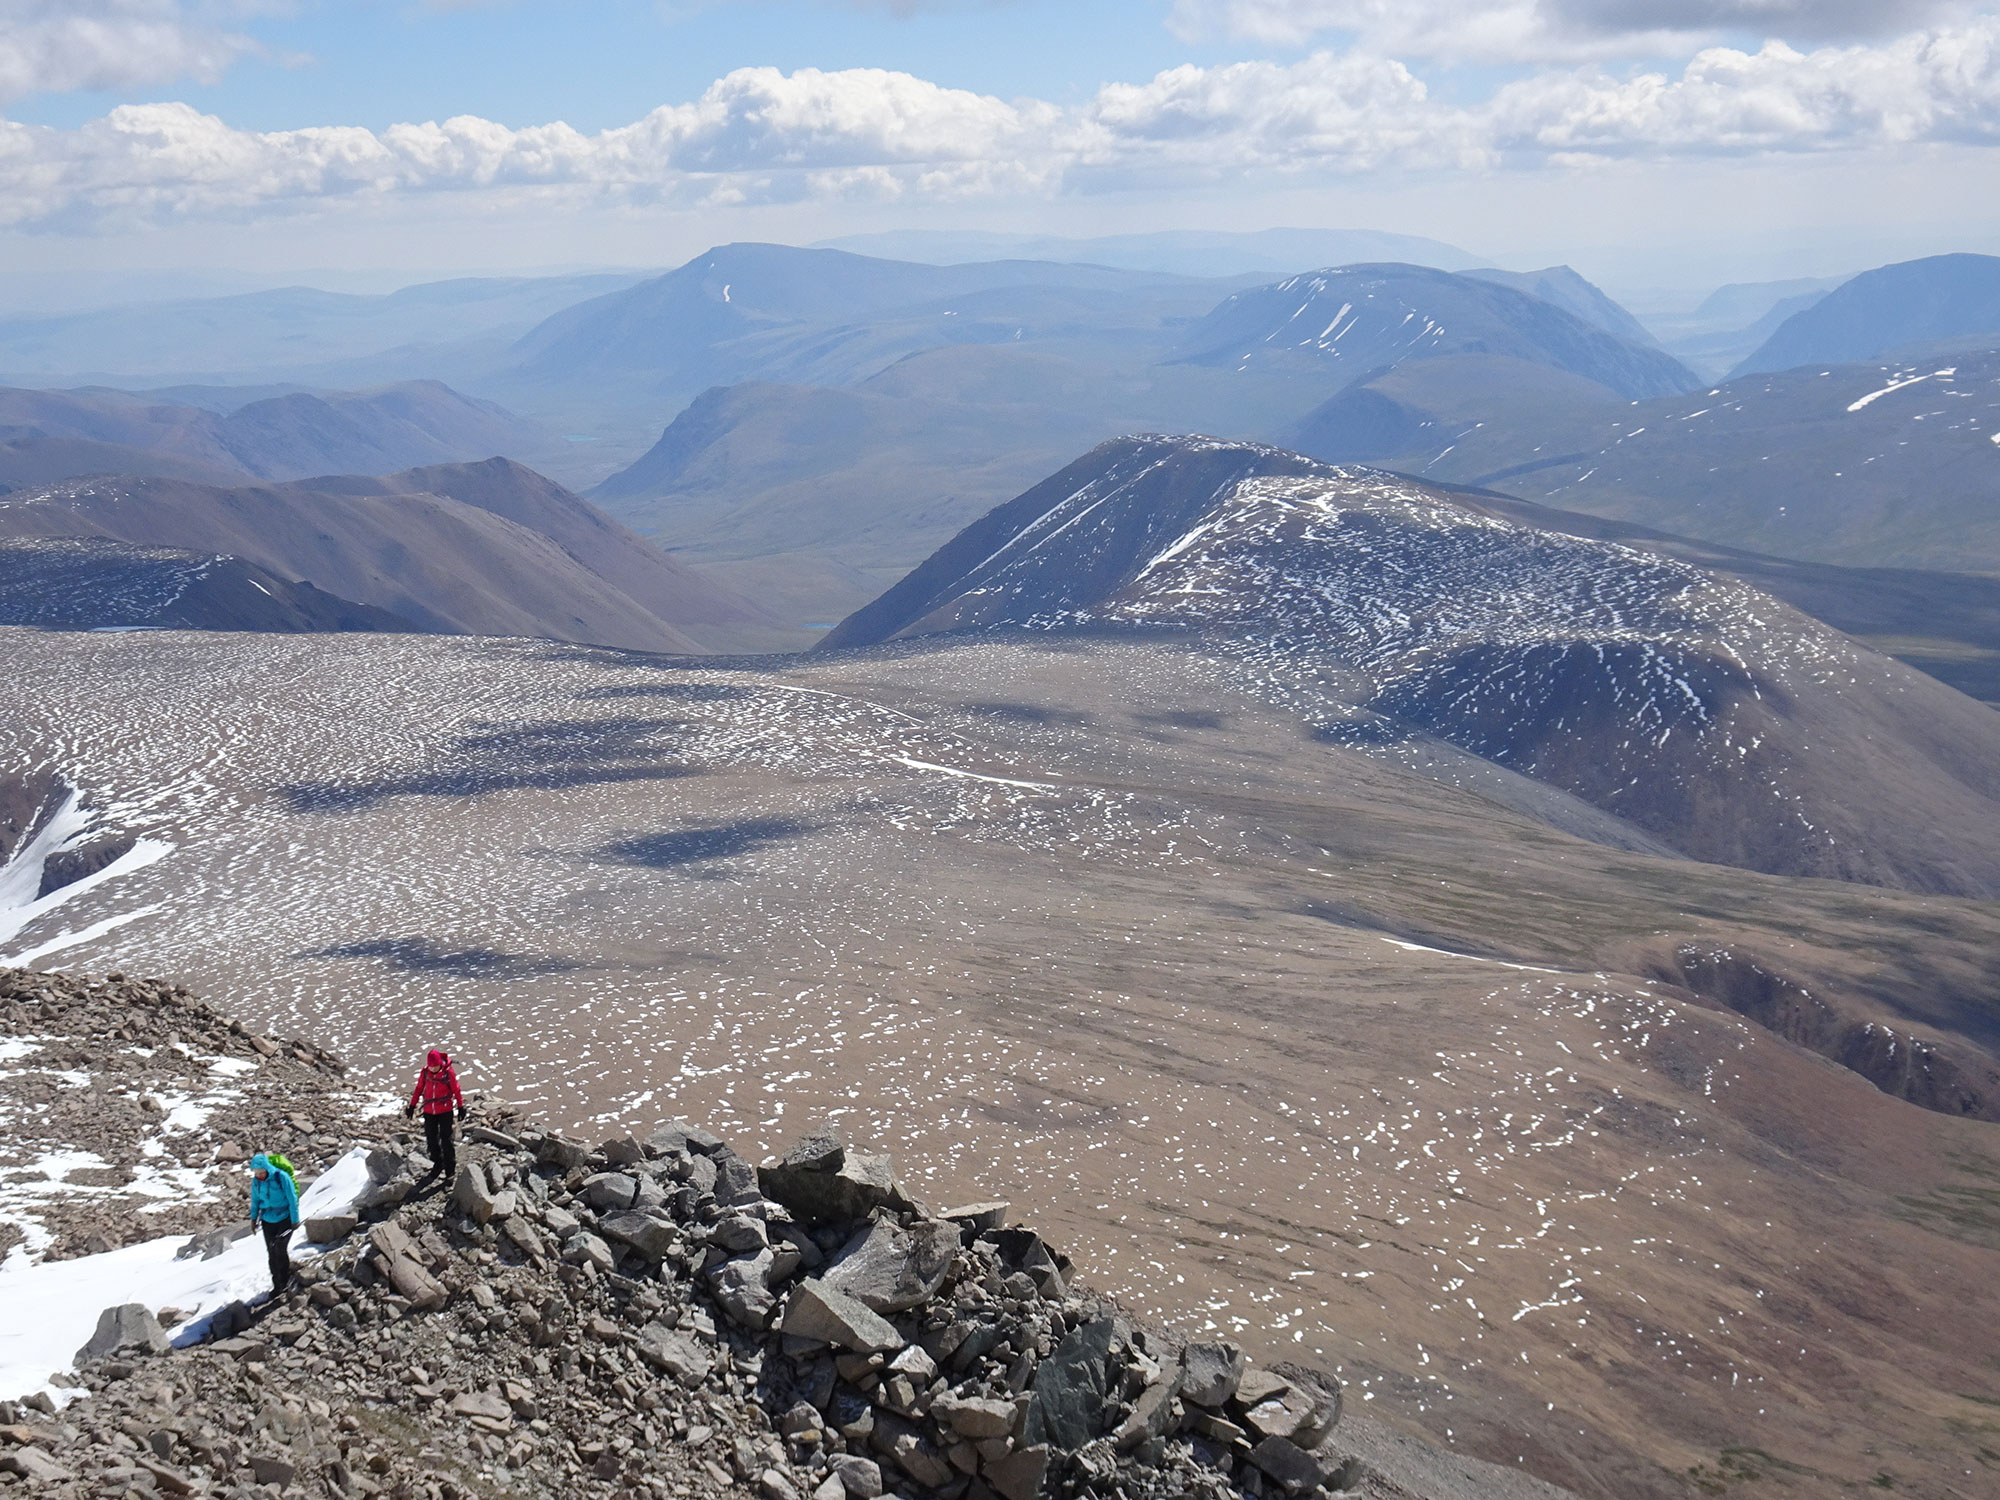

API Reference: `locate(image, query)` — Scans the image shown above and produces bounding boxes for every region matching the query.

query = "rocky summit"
[1,969,1563,1500]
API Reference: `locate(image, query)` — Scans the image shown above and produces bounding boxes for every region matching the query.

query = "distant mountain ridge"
[1732,253,2000,375]
[0,458,784,652]
[0,380,535,491]
[824,435,2000,898]
[812,226,1483,277]
[1173,263,1698,399]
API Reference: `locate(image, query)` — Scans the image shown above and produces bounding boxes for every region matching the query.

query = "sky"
[1,1,1997,300]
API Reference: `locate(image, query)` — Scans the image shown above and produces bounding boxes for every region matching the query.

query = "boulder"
[1179,1342,1246,1407]
[1248,1435,1326,1496]
[581,1172,639,1211]
[561,1232,615,1274]
[452,1164,498,1224]
[598,1210,678,1261]
[380,1251,448,1311]
[827,1454,883,1498]
[304,1214,357,1244]
[635,1322,713,1384]
[1114,1377,1180,1450]
[448,1390,512,1422]
[0,1447,72,1483]
[941,1202,1009,1234]
[363,1147,406,1185]
[536,1134,590,1173]
[1025,1316,1128,1451]
[599,1134,646,1166]
[821,1216,959,1313]
[1236,1367,1291,1407]
[983,1444,1049,1500]
[712,1150,763,1208]
[712,1212,769,1253]
[713,1250,779,1328]
[76,1304,168,1364]
[778,1280,900,1353]
[174,1223,252,1262]
[931,1393,1015,1440]
[759,1127,914,1228]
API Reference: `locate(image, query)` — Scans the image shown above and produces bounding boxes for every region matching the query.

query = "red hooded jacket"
[408,1050,463,1116]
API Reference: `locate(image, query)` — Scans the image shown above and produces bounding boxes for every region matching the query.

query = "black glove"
[456,1105,467,1122]
[404,1104,415,1120]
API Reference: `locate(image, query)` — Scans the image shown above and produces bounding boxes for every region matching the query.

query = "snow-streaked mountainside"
[0,538,411,633]
[1732,252,2000,375]
[0,458,784,652]
[1173,264,1697,399]
[823,436,2000,896]
[1312,350,2000,574]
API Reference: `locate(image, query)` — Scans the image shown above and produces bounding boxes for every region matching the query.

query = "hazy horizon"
[0,2,1995,307]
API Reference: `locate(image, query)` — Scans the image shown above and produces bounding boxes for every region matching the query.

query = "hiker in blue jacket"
[248,1153,300,1295]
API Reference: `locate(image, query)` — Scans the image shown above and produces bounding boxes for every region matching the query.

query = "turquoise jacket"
[248,1154,300,1224]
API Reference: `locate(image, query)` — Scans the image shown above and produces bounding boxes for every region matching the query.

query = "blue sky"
[0,2,1995,293]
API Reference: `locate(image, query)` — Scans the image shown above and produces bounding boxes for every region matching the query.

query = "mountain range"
[0,458,783,652]
[0,380,536,492]
[823,434,2000,899]
[1732,252,2000,374]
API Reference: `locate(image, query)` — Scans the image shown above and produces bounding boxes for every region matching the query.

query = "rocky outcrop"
[6,1105,1360,1500]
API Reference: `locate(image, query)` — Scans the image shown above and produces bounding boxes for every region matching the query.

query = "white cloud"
[0,21,1995,229]
[1168,0,1972,62]
[0,1,260,102]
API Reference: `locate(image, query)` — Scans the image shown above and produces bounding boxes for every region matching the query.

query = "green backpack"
[267,1153,299,1193]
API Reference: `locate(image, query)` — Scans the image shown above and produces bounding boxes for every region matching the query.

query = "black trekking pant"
[422,1111,456,1180]
[262,1218,294,1293]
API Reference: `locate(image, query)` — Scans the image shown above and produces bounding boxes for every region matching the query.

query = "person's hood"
[426,1049,448,1068]
[248,1153,273,1174]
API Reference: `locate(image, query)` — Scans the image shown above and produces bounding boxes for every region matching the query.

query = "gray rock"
[713,1212,770,1253]
[828,1453,883,1498]
[1025,1316,1127,1451]
[598,1210,677,1261]
[537,1134,590,1172]
[759,1129,913,1228]
[778,1280,901,1353]
[561,1232,615,1273]
[821,1216,959,1313]
[1179,1342,1246,1407]
[363,1147,406,1185]
[931,1392,1015,1439]
[759,1470,802,1500]
[581,1171,639,1211]
[1249,1434,1326,1495]
[303,1213,357,1243]
[356,1173,413,1210]
[1114,1377,1180,1450]
[174,1223,252,1261]
[675,1119,727,1155]
[1236,1368,1292,1407]
[600,1134,646,1166]
[713,1249,779,1328]
[685,1153,719,1198]
[453,1163,498,1224]
[0,1447,71,1483]
[635,1322,713,1384]
[76,1303,168,1364]
[940,1202,1009,1233]
[983,1443,1049,1500]
[712,1150,764,1208]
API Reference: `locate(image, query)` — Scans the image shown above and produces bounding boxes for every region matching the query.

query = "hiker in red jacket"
[405,1047,466,1185]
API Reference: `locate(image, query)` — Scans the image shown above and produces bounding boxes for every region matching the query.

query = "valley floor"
[1,627,1997,1499]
